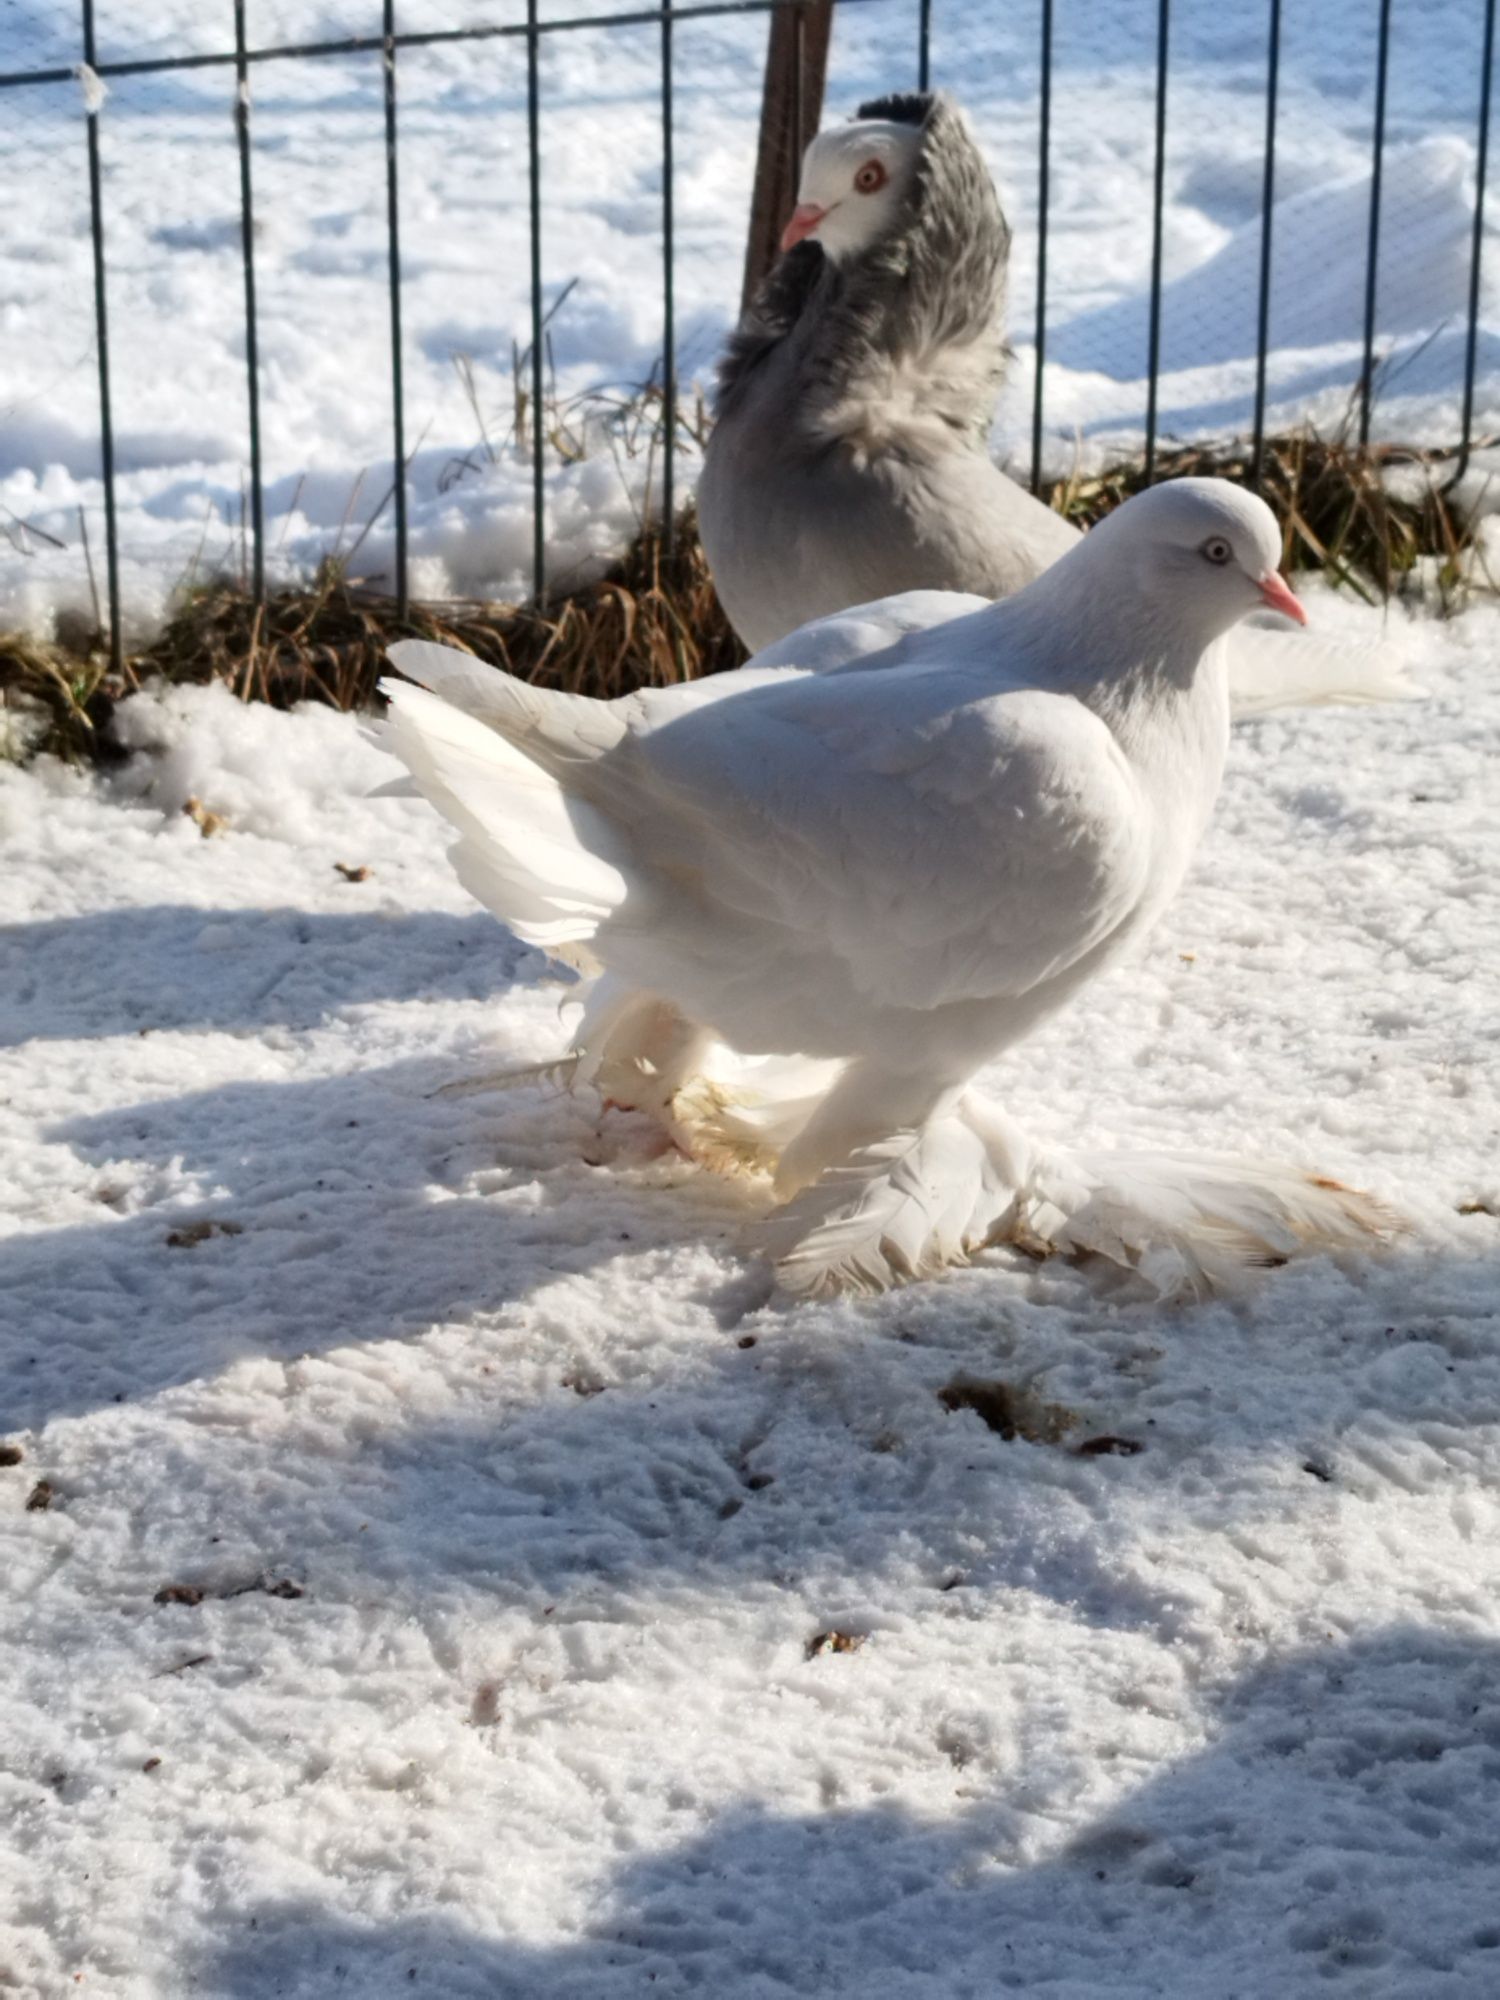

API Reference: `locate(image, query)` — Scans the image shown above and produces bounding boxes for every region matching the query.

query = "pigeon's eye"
[853,160,888,195]
[1201,536,1233,566]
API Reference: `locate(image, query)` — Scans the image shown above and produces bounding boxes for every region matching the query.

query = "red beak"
[1258,569,1308,626]
[780,202,827,253]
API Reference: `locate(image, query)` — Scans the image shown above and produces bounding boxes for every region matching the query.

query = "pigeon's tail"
[1010,1138,1402,1296]
[379,641,632,970]
[1224,624,1423,719]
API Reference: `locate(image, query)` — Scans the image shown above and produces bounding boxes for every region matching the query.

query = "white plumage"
[382,478,1393,1296]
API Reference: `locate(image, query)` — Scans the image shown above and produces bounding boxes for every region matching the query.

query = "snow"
[5,5,1500,1984]
[3,0,1497,639]
[3,590,1499,1995]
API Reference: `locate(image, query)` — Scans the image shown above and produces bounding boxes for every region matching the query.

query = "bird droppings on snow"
[1,595,1499,1995]
[153,1577,306,1607]
[1072,1434,1147,1460]
[468,1681,503,1729]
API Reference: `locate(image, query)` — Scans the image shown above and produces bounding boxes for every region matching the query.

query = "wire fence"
[0,0,1495,668]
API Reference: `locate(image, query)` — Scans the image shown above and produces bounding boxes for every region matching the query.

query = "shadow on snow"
[206,1624,1500,1997]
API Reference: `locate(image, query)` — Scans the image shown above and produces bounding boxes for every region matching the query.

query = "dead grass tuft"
[1,508,740,765]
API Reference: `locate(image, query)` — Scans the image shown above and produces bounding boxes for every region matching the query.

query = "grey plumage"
[699,91,1076,654]
[715,92,1008,445]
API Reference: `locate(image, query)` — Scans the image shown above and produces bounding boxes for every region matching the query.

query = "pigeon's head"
[780,116,923,263]
[1099,478,1306,637]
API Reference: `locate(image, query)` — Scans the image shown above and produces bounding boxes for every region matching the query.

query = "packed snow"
[2,0,1497,637]
[2,585,1498,1995]
[5,3,1500,1990]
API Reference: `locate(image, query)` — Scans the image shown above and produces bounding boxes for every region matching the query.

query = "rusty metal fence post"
[740,0,834,311]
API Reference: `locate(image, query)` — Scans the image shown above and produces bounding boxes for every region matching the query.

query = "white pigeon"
[696,91,1417,721]
[381,478,1391,1297]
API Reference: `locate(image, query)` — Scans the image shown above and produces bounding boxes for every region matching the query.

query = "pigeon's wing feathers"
[741,589,991,676]
[617,667,1152,1015]
[382,635,1150,1020]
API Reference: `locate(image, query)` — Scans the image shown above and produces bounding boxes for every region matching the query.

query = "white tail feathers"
[379,650,632,965]
[386,639,627,766]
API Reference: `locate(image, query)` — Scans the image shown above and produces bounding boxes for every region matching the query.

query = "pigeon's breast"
[700,412,1036,655]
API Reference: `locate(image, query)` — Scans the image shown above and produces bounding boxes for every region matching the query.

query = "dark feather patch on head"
[853,90,935,127]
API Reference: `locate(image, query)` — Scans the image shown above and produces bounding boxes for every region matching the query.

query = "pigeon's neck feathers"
[988,555,1224,692]
[716,95,1010,452]
[965,556,1234,780]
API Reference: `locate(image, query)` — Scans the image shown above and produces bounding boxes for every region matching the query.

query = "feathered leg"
[573,981,715,1128]
[769,1072,1399,1300]
[571,983,846,1172]
[767,1062,1025,1297]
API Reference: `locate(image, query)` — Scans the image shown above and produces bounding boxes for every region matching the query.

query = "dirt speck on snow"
[938,1376,1078,1444]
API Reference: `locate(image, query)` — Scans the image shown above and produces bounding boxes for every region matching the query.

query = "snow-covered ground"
[2,589,1498,1996]
[3,0,1498,637]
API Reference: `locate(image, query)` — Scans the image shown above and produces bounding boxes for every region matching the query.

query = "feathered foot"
[959,1094,1402,1296]
[670,1051,844,1178]
[535,979,721,1158]
[1011,1149,1400,1296]
[768,1113,1023,1299]
[764,1086,1400,1302]
[759,1062,1022,1297]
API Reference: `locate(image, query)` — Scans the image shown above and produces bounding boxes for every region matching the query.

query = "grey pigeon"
[697,92,1413,717]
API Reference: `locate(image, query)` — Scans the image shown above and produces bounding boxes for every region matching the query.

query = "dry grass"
[1,430,1487,767]
[1,506,740,765]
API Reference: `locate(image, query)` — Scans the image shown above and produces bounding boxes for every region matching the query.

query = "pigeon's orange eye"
[854,160,888,194]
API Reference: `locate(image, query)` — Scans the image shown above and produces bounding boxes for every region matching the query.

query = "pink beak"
[780,202,828,252]
[1258,569,1308,626]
